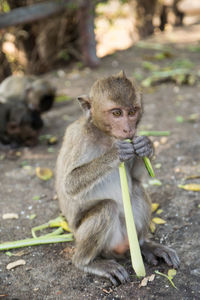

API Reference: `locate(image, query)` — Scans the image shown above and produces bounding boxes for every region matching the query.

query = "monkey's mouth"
[115,132,135,140]
[115,135,134,141]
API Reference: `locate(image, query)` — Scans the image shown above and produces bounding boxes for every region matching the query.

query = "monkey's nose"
[123,128,134,136]
[123,128,130,133]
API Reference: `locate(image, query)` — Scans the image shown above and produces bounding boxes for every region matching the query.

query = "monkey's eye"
[112,110,122,117]
[128,110,136,116]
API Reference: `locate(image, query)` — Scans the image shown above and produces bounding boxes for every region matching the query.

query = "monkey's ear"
[116,70,126,78]
[77,95,91,111]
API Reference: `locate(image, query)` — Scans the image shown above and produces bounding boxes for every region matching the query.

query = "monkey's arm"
[66,148,118,195]
[64,139,135,195]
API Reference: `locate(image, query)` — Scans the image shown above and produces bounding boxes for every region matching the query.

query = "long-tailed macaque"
[56,71,180,285]
[0,101,43,147]
[0,75,55,113]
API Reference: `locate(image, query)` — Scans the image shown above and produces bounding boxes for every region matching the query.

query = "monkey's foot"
[82,259,130,286]
[141,240,180,269]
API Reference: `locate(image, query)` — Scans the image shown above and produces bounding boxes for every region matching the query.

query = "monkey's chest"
[87,166,133,208]
[86,166,144,234]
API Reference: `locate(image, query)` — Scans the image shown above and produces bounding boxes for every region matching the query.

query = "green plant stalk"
[31,216,68,238]
[31,223,49,238]
[119,138,155,276]
[143,157,155,177]
[119,162,146,277]
[139,130,171,136]
[0,234,74,251]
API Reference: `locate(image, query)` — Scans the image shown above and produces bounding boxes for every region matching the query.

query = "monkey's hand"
[141,240,180,269]
[115,140,135,162]
[133,136,153,158]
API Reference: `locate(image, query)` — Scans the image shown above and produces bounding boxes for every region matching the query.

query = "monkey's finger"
[116,140,133,149]
[106,274,118,286]
[142,250,158,266]
[115,264,130,283]
[133,136,144,144]
[133,140,150,150]
[110,269,128,285]
[172,253,180,269]
[155,247,180,268]
[135,147,151,157]
[159,251,173,267]
[119,146,134,154]
[119,152,135,162]
[122,147,135,154]
[165,249,180,269]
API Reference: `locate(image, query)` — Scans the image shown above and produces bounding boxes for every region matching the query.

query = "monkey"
[0,75,55,113]
[55,71,180,286]
[0,101,43,147]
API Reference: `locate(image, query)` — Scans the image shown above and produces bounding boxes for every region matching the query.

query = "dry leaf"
[139,277,149,287]
[178,184,200,191]
[150,221,156,233]
[48,136,58,145]
[139,274,155,288]
[60,221,71,232]
[168,269,177,278]
[35,167,53,181]
[6,259,26,270]
[148,274,155,282]
[155,163,162,169]
[156,209,163,215]
[102,288,113,294]
[152,217,166,224]
[29,214,36,220]
[160,137,168,144]
[13,250,28,257]
[6,250,28,257]
[153,141,160,148]
[151,203,159,212]
[2,213,19,220]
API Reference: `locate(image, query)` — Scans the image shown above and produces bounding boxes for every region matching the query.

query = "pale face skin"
[91,100,140,140]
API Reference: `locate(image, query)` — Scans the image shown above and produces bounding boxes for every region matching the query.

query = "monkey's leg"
[141,240,180,269]
[72,200,129,286]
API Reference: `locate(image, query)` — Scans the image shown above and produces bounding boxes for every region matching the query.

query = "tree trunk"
[2,0,99,74]
[135,0,157,37]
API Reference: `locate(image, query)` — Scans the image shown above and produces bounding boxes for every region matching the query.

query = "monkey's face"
[91,100,141,140]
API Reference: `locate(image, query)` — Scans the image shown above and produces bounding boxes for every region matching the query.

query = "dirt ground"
[0,24,200,300]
